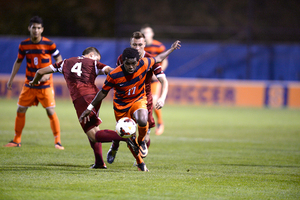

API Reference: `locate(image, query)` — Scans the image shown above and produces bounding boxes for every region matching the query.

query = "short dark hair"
[82,47,101,57]
[29,16,43,27]
[132,31,145,40]
[122,48,139,61]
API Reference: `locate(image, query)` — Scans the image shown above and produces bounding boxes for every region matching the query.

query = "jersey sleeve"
[116,55,123,66]
[102,73,114,93]
[96,62,109,75]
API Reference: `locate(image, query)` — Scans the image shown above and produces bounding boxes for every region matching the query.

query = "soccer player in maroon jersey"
[4,16,64,150]
[107,31,169,164]
[141,24,168,136]
[29,47,133,169]
[79,41,181,171]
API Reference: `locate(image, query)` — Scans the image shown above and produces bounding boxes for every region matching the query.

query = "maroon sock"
[146,138,150,148]
[88,138,104,166]
[95,129,127,143]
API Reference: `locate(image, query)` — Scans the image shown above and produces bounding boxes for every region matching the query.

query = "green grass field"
[0,98,299,200]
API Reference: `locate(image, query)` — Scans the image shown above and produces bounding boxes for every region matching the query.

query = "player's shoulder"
[20,38,31,45]
[41,37,55,45]
[144,52,154,58]
[153,39,164,46]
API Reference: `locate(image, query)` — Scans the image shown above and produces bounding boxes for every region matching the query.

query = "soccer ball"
[116,117,137,138]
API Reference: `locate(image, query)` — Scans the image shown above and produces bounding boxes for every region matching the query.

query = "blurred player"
[79,41,181,171]
[107,31,169,164]
[29,47,133,169]
[4,16,64,149]
[141,24,168,136]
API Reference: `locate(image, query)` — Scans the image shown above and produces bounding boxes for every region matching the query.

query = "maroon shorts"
[73,95,102,132]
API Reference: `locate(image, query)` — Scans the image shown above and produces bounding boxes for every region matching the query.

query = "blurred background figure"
[141,24,168,136]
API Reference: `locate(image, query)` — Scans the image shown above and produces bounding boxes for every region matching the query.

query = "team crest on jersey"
[42,50,45,54]
[139,75,142,80]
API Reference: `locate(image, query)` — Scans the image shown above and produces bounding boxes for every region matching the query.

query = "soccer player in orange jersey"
[141,24,168,136]
[4,16,64,149]
[79,41,181,171]
[107,31,169,164]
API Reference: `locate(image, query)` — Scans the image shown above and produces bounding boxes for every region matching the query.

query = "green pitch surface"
[0,98,299,199]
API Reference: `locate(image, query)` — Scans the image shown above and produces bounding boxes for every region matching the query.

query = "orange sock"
[48,112,61,144]
[137,123,148,143]
[128,145,144,164]
[155,108,163,125]
[13,112,26,144]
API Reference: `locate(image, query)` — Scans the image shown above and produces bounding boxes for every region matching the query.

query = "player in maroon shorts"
[29,47,133,169]
[106,31,169,164]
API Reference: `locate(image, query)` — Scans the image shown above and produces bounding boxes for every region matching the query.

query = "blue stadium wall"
[0,36,300,81]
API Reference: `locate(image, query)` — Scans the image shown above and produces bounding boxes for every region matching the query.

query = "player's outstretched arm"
[79,90,108,124]
[29,66,54,86]
[155,75,169,110]
[154,40,181,63]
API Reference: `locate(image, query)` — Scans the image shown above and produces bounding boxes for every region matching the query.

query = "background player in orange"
[4,16,64,149]
[141,24,168,136]
[107,31,169,164]
[79,41,181,171]
[29,47,133,169]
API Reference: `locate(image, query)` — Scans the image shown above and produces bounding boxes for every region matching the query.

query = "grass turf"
[0,98,299,199]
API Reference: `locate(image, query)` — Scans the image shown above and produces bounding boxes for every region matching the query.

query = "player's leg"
[39,87,64,149]
[4,86,33,147]
[151,82,164,135]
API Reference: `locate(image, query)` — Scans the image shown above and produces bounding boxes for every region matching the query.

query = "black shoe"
[137,162,149,171]
[107,146,118,164]
[139,140,148,158]
[127,137,139,156]
[90,164,107,169]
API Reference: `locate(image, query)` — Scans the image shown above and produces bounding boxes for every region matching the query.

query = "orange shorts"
[114,96,147,122]
[151,81,161,97]
[18,85,56,108]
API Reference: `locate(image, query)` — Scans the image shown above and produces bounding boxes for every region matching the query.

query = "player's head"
[28,16,44,39]
[82,47,101,61]
[130,31,146,58]
[140,24,154,45]
[122,47,139,74]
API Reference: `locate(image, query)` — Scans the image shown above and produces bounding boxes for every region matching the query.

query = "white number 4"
[71,63,82,76]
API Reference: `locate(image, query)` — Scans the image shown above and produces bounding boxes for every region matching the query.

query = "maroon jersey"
[51,56,108,101]
[116,51,165,128]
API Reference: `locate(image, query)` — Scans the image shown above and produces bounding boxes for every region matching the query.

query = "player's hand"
[7,82,12,90]
[171,40,181,50]
[28,81,40,86]
[155,98,165,110]
[79,109,91,124]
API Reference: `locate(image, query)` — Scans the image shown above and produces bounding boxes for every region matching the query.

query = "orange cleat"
[155,124,164,136]
[3,140,21,147]
[55,142,64,150]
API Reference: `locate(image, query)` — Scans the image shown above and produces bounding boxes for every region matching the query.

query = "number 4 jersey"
[51,56,109,101]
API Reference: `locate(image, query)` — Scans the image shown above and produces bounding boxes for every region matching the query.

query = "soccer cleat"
[55,142,64,150]
[90,164,107,169]
[107,147,118,164]
[139,140,148,158]
[137,162,149,172]
[155,124,164,135]
[126,137,139,156]
[3,140,21,147]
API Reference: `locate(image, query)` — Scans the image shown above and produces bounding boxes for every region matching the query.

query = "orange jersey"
[18,37,60,88]
[102,57,156,113]
[144,40,166,56]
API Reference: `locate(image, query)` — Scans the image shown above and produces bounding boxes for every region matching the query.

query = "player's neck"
[146,38,153,45]
[31,36,42,43]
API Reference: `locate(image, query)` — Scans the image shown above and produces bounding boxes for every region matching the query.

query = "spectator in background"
[4,16,64,150]
[141,24,168,136]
